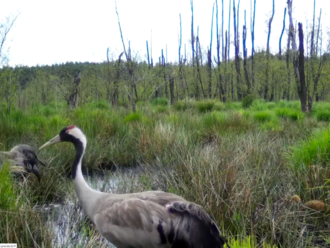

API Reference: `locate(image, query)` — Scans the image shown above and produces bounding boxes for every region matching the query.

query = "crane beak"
[39,135,61,150]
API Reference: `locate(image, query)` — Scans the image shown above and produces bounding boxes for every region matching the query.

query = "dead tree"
[207,3,215,99]
[250,0,256,90]
[243,10,250,94]
[228,0,233,99]
[190,0,199,99]
[297,23,308,112]
[265,0,275,100]
[115,1,136,112]
[286,26,291,100]
[310,0,316,57]
[279,8,287,57]
[233,0,242,99]
[287,0,307,112]
[308,7,325,111]
[316,9,322,56]
[216,0,225,101]
[196,28,206,98]
[0,14,19,66]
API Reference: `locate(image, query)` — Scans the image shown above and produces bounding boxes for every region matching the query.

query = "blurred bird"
[0,144,46,181]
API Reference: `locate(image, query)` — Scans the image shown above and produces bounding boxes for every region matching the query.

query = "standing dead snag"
[115,1,136,112]
[196,28,206,98]
[287,0,308,112]
[243,10,250,94]
[265,0,275,100]
[279,8,287,57]
[297,23,308,112]
[250,0,256,90]
[233,0,242,99]
[216,0,225,102]
[308,7,325,111]
[190,0,199,99]
[207,3,215,99]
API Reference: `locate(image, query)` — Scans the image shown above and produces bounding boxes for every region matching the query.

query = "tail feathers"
[166,201,229,248]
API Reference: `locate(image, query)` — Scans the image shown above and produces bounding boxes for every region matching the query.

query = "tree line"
[0,0,329,113]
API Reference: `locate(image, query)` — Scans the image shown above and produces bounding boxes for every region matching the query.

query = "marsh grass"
[1,100,330,247]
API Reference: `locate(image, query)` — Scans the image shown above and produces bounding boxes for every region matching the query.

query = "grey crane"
[39,125,229,248]
[0,144,46,181]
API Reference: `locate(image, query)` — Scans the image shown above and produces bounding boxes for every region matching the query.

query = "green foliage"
[290,127,330,170]
[253,111,274,122]
[242,94,257,109]
[275,108,304,121]
[0,163,17,210]
[173,100,193,111]
[316,111,330,121]
[150,98,168,106]
[195,100,215,113]
[124,112,143,123]
[225,236,276,248]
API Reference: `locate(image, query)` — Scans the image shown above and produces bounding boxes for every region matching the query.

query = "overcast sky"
[1,0,329,67]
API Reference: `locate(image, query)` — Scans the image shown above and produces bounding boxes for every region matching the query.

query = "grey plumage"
[39,125,228,248]
[0,144,45,181]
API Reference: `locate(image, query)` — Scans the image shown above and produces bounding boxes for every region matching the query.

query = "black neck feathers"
[71,137,84,180]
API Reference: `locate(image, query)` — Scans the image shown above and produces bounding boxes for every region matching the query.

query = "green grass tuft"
[253,111,274,123]
[316,111,330,122]
[195,100,215,113]
[124,112,143,123]
[151,98,168,106]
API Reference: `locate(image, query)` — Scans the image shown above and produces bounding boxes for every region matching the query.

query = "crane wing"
[92,195,227,248]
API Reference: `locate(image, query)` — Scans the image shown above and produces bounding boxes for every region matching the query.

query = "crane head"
[39,125,87,150]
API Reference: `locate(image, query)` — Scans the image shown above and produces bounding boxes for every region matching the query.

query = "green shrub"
[242,94,257,109]
[151,98,168,106]
[195,100,215,113]
[316,111,330,122]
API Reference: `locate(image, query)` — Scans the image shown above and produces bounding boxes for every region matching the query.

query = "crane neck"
[72,138,104,219]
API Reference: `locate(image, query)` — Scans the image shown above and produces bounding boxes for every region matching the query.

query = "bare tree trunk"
[169,77,175,105]
[196,28,206,98]
[116,3,136,111]
[216,0,225,101]
[297,23,308,112]
[308,8,324,111]
[310,0,316,57]
[286,33,291,100]
[316,9,322,56]
[279,8,287,57]
[243,11,250,94]
[265,0,275,100]
[190,0,199,99]
[233,0,242,99]
[251,0,256,91]
[207,4,215,99]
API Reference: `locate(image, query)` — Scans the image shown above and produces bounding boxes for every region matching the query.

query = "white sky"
[1,0,329,67]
